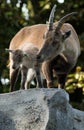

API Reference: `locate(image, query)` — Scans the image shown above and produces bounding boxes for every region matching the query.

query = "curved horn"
[48,4,56,31]
[55,12,77,32]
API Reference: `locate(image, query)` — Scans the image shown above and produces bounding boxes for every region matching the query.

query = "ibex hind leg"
[57,74,67,89]
[25,68,36,90]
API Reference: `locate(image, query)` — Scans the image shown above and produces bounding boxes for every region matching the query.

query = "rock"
[0,88,84,130]
[73,109,84,130]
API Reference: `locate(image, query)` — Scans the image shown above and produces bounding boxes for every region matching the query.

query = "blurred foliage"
[65,66,84,110]
[66,66,84,93]
[0,0,84,109]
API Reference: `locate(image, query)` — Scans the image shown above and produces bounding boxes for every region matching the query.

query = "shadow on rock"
[45,89,74,130]
[0,111,16,130]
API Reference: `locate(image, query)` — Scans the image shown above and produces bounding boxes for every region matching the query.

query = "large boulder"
[0,88,84,130]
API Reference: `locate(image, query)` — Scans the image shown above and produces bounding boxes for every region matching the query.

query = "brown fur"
[9,22,80,90]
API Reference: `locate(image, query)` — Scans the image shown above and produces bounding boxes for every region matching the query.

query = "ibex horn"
[55,12,77,32]
[48,4,56,31]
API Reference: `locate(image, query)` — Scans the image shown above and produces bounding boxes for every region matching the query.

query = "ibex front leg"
[34,63,43,88]
[42,62,54,88]
[10,68,19,92]
[20,66,28,90]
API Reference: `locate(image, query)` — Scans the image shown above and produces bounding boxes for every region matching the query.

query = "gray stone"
[0,88,84,130]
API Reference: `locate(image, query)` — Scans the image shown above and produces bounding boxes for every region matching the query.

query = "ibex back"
[9,5,80,90]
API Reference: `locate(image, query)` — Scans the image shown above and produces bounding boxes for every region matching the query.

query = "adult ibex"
[36,5,80,88]
[8,5,80,91]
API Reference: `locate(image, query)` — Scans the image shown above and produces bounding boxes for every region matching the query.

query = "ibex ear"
[62,30,71,41]
[5,48,14,53]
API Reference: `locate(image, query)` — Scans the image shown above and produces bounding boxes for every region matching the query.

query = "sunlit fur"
[9,19,80,90]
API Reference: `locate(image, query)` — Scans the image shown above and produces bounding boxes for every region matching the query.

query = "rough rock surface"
[0,88,84,130]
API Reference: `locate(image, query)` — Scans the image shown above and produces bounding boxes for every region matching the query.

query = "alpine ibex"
[37,5,80,88]
[6,43,43,91]
[8,5,80,91]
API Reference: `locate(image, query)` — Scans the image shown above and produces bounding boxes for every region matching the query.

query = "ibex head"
[37,5,77,62]
[6,49,28,69]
